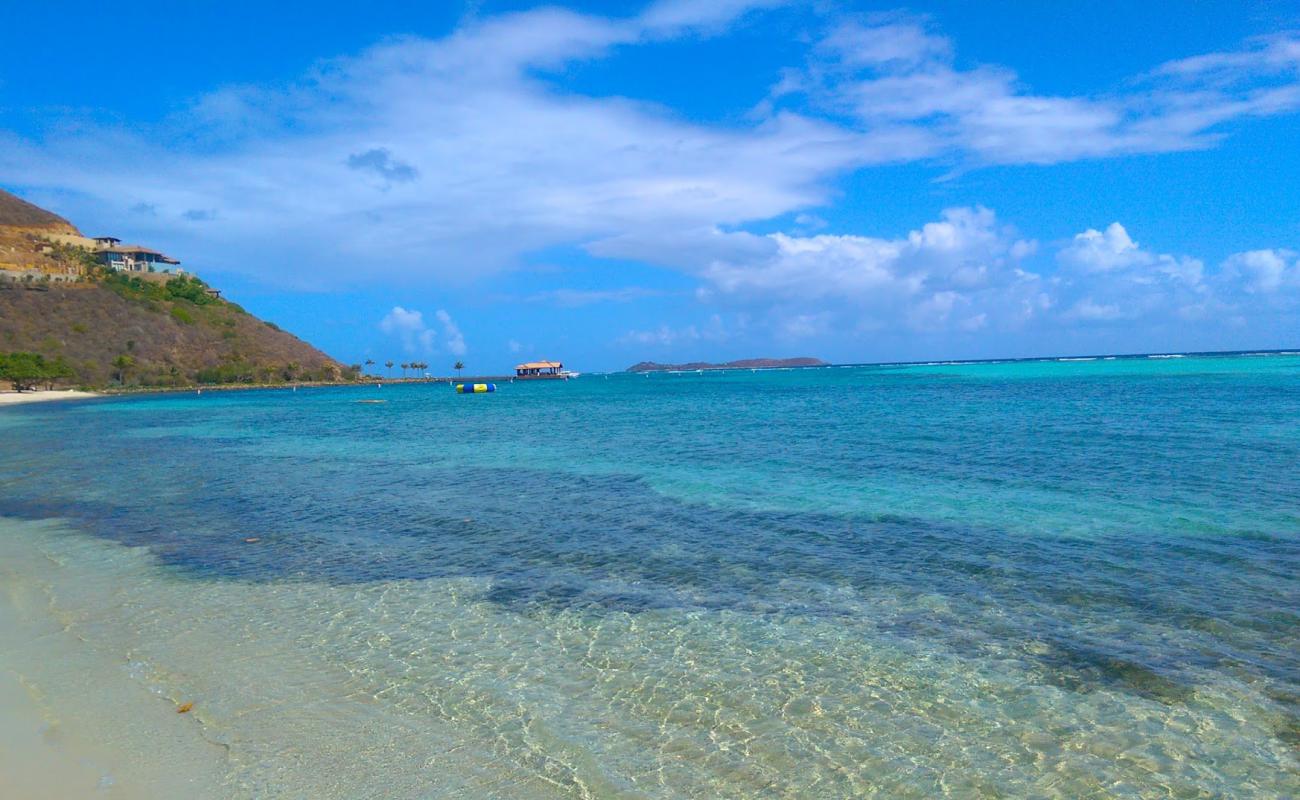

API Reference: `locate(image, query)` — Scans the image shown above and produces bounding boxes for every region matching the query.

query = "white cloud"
[379,306,436,354]
[1065,299,1123,322]
[379,306,466,355]
[619,325,699,346]
[1050,223,1300,330]
[528,287,664,307]
[778,21,1300,165]
[1218,249,1299,295]
[5,7,1292,295]
[637,0,788,36]
[619,211,1298,347]
[619,314,728,347]
[0,3,862,289]
[1057,222,1202,280]
[435,310,466,356]
[672,207,1043,335]
[793,213,828,231]
[1054,222,1208,323]
[777,312,833,339]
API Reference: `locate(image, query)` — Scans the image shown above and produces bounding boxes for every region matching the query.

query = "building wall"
[0,268,79,283]
[40,232,100,250]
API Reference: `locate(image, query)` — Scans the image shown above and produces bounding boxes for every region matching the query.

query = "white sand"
[0,520,227,799]
[0,390,99,406]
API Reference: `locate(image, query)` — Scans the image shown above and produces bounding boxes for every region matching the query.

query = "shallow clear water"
[1,354,1298,797]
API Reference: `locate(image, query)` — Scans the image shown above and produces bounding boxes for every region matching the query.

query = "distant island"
[627,357,827,372]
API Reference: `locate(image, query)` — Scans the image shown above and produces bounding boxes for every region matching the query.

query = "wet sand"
[0,522,226,798]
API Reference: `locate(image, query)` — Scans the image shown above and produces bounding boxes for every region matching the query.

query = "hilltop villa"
[98,243,181,273]
[37,230,182,274]
[0,188,187,284]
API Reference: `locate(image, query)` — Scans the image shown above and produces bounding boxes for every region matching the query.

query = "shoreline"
[97,376,515,399]
[2,378,516,407]
[0,389,99,407]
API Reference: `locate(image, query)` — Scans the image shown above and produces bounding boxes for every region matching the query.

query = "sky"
[2,0,1299,372]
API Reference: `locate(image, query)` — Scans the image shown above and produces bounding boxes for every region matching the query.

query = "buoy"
[455,383,495,394]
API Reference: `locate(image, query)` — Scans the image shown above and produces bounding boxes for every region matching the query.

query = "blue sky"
[3,1,1299,371]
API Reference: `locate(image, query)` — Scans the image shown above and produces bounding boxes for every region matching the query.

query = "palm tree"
[385,360,394,377]
[112,354,135,385]
[454,360,464,378]
[364,358,375,376]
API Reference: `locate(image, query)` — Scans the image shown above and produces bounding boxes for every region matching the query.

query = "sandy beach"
[0,519,227,799]
[0,390,99,406]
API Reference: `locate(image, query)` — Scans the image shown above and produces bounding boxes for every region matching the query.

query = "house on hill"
[0,188,190,285]
[98,244,181,273]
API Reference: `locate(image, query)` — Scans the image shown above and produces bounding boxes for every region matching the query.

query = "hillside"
[0,188,77,229]
[1,279,346,387]
[0,188,349,388]
[0,188,84,277]
[627,357,827,372]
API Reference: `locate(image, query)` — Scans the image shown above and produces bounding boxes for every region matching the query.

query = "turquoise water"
[1,353,1298,797]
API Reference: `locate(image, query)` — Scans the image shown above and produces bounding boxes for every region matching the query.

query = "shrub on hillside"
[0,351,73,391]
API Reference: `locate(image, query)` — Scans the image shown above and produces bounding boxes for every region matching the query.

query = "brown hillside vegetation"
[0,278,345,387]
[0,188,348,388]
[0,187,77,230]
[0,188,83,274]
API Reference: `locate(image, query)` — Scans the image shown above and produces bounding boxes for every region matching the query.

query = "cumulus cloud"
[619,211,1298,347]
[379,306,436,354]
[1054,222,1208,323]
[636,207,1045,335]
[1048,223,1297,330]
[1056,222,1200,282]
[1218,249,1300,295]
[435,309,467,356]
[379,306,467,355]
